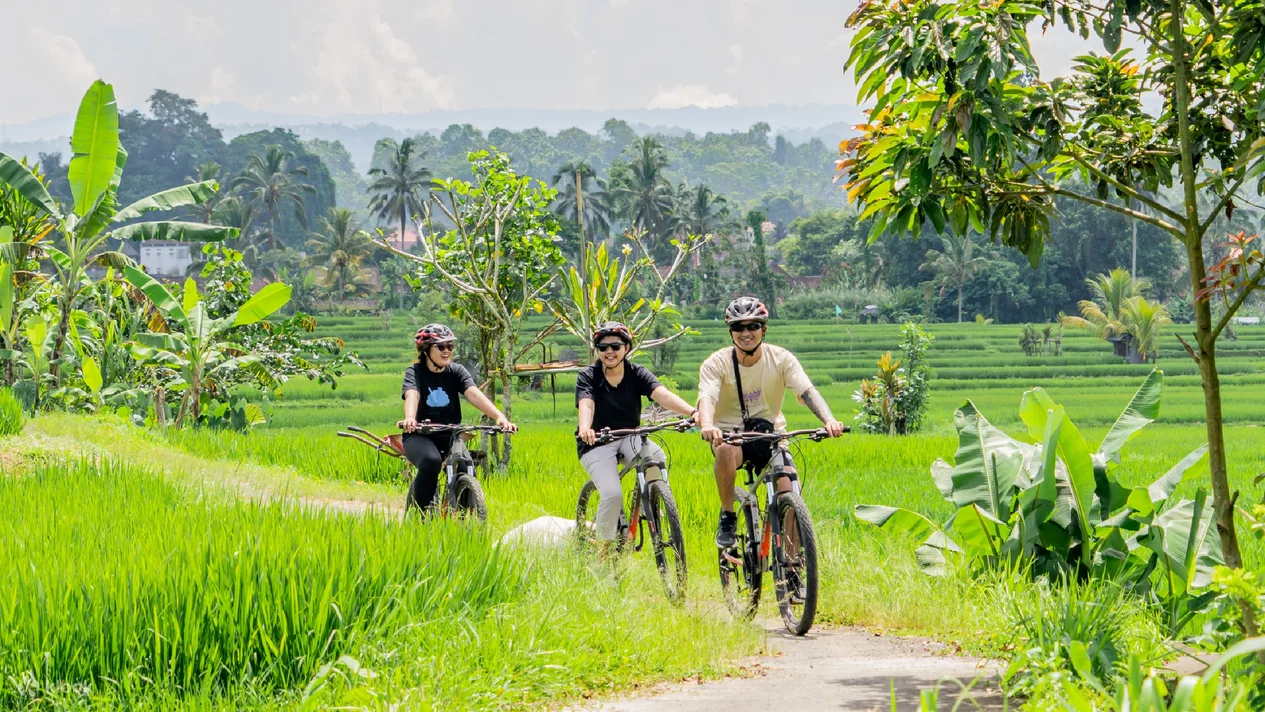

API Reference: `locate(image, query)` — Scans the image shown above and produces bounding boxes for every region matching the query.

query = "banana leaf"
[79,144,128,239]
[854,504,939,541]
[948,400,1023,519]
[1097,369,1162,462]
[123,265,186,325]
[233,282,292,326]
[0,152,61,218]
[1142,490,1223,593]
[110,221,238,243]
[114,180,220,223]
[68,80,119,217]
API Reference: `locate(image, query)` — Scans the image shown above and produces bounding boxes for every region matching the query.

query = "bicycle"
[574,418,694,603]
[336,421,510,521]
[717,427,845,635]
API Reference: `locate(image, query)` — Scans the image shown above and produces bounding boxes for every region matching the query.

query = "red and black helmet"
[724,296,770,324]
[592,321,633,347]
[415,323,456,348]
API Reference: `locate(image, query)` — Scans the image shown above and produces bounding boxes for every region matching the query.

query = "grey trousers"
[580,436,665,540]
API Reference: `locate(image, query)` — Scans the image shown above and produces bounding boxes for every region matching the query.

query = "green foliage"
[852,323,933,435]
[0,387,22,435]
[856,370,1225,628]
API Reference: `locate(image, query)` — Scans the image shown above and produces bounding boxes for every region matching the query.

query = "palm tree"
[306,208,374,297]
[186,161,224,223]
[609,137,675,237]
[367,138,432,248]
[550,161,611,237]
[231,146,315,251]
[1062,268,1150,339]
[919,233,988,322]
[209,195,265,269]
[684,184,728,235]
[1121,296,1170,362]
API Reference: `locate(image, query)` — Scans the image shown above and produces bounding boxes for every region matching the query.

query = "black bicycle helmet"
[415,323,456,348]
[592,321,633,346]
[724,296,770,324]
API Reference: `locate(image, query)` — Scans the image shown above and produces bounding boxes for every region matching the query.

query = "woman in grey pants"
[576,323,696,553]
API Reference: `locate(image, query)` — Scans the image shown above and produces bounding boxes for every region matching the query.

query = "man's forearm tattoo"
[802,388,835,423]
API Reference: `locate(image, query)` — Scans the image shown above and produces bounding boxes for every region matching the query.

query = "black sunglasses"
[432,343,455,352]
[596,342,625,353]
[729,322,764,333]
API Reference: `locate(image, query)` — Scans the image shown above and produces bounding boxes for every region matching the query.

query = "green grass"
[0,457,760,709]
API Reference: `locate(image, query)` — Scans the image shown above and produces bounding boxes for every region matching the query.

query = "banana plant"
[0,80,237,387]
[123,265,290,427]
[856,370,1223,629]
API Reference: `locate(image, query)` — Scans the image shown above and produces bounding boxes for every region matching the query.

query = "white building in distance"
[138,241,193,277]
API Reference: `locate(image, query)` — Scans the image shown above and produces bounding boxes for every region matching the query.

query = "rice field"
[5,316,1265,708]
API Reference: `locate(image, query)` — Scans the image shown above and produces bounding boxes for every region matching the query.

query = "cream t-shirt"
[697,344,814,431]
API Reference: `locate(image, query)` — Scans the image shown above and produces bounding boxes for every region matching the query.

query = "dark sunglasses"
[432,343,455,352]
[595,342,625,353]
[729,322,764,333]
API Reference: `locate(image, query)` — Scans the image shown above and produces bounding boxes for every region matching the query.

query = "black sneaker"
[716,511,738,549]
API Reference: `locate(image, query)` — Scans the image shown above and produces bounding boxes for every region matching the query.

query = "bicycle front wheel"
[645,480,687,604]
[719,488,761,621]
[773,491,818,635]
[450,474,487,522]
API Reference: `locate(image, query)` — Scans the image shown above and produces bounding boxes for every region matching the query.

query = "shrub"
[0,388,23,436]
[856,370,1224,636]
[852,323,933,435]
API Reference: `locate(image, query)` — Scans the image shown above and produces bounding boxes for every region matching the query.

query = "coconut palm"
[550,161,611,237]
[919,233,988,322]
[208,195,268,271]
[231,146,314,251]
[186,161,225,223]
[608,137,675,236]
[306,208,374,297]
[367,138,432,247]
[1062,268,1149,338]
[684,184,728,235]
[1121,295,1170,362]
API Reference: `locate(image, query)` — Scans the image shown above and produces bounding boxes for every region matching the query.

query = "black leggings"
[402,433,452,510]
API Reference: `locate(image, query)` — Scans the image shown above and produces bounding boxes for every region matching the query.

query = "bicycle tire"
[574,480,600,548]
[718,487,762,620]
[450,473,487,522]
[773,491,818,635]
[646,480,687,604]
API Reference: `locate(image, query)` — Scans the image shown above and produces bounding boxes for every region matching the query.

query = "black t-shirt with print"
[574,361,661,455]
[401,362,476,425]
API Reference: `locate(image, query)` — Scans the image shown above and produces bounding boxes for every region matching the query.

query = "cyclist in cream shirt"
[696,296,846,548]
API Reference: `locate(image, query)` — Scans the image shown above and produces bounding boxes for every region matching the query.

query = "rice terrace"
[4,0,1265,709]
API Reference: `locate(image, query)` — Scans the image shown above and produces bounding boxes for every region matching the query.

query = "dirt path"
[591,621,1003,712]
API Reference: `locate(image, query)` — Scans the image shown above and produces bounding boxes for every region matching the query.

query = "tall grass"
[0,457,761,708]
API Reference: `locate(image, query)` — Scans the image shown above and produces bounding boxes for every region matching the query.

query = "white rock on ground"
[498,515,579,549]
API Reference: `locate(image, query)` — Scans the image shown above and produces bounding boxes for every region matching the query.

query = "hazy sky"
[5,0,1098,125]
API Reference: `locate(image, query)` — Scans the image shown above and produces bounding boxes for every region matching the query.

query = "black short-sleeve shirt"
[402,362,476,425]
[574,361,661,455]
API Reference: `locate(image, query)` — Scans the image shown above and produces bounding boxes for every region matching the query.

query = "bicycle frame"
[724,429,827,569]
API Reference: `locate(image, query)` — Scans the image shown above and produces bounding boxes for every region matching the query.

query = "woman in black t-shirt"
[401,323,515,511]
[576,322,695,552]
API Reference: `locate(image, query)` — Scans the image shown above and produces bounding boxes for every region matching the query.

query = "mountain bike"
[717,427,844,635]
[574,418,694,603]
[336,421,510,521]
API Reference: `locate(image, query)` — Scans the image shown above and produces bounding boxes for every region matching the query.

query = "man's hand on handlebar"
[700,425,724,446]
[496,416,517,433]
[824,420,847,438]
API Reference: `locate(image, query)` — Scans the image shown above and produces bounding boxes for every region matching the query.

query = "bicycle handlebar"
[720,426,848,445]
[397,420,514,435]
[586,418,696,445]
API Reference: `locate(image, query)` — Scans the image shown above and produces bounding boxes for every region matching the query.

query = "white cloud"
[0,28,99,124]
[299,0,453,114]
[648,85,737,110]
[198,67,237,105]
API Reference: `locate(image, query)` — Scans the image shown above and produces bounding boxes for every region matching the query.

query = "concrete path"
[592,622,1005,712]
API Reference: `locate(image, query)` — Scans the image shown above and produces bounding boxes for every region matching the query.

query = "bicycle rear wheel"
[718,488,761,620]
[773,491,818,635]
[450,474,487,522]
[645,480,687,604]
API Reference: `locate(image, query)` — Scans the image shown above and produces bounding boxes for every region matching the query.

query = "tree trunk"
[48,291,73,380]
[499,351,513,472]
[400,204,407,254]
[957,284,964,323]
